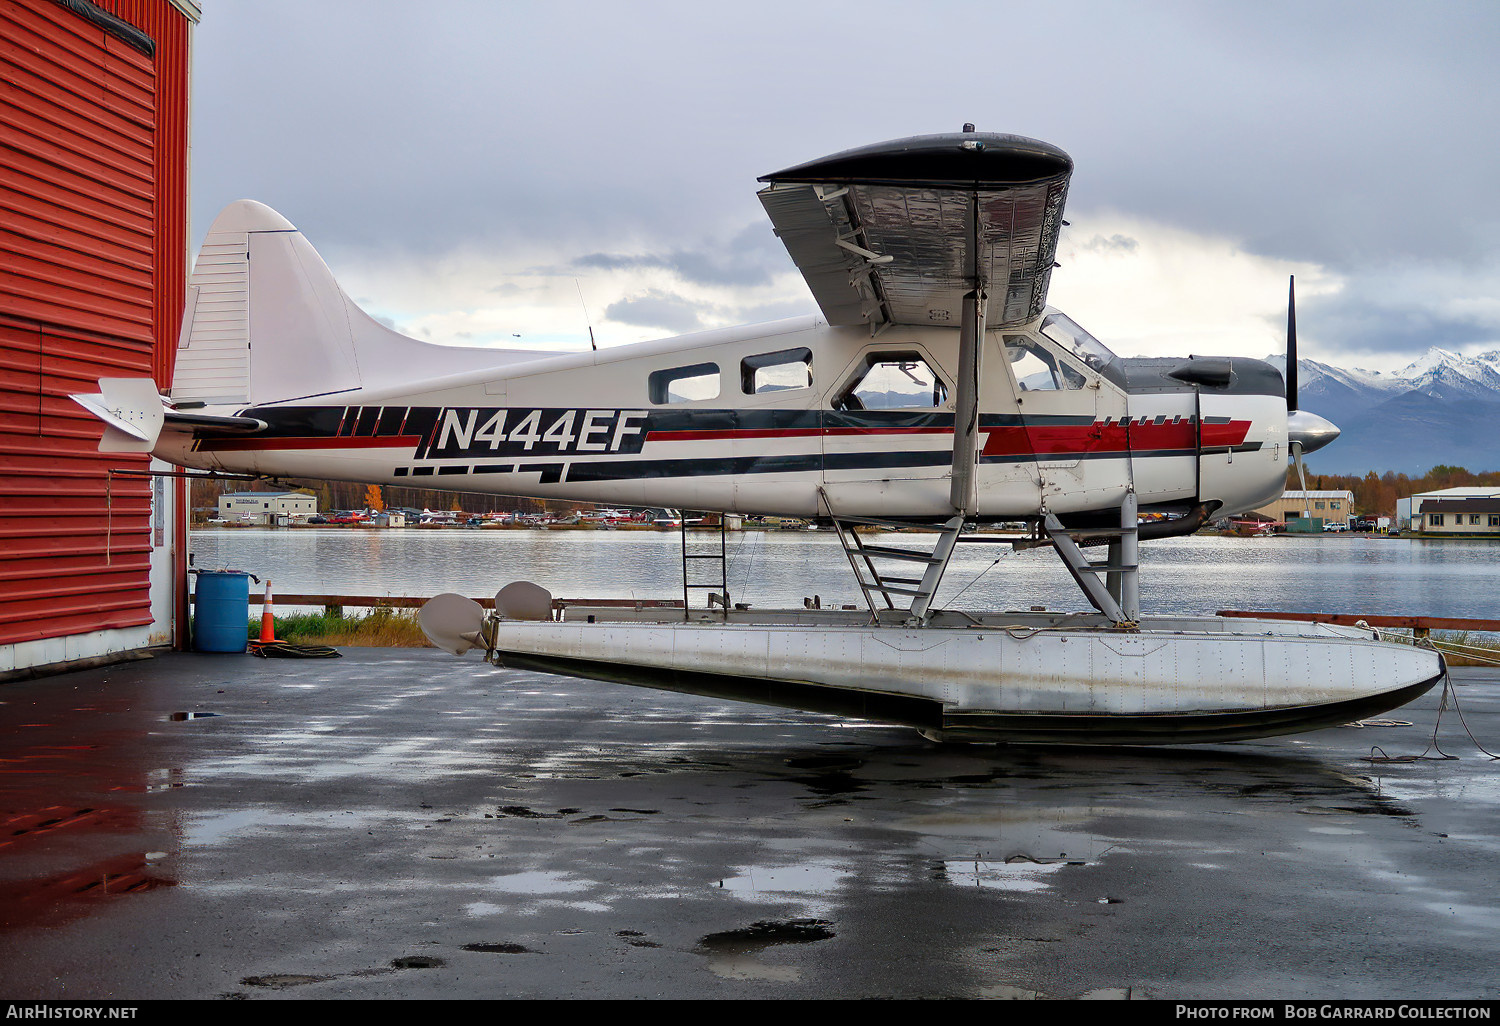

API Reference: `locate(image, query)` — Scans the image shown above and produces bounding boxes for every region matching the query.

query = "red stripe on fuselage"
[644,426,953,442]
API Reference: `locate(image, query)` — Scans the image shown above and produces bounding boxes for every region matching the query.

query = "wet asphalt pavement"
[1,648,1497,1001]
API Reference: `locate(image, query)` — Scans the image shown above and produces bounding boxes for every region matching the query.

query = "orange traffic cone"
[258,580,278,643]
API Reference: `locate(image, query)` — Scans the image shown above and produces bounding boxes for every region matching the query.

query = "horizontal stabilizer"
[70,378,165,453]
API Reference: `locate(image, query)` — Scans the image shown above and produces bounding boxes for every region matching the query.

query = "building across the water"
[217,491,319,519]
[1414,497,1500,536]
[1396,487,1500,531]
[1248,490,1355,529]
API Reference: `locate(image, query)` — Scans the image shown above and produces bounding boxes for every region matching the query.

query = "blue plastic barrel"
[193,571,250,653]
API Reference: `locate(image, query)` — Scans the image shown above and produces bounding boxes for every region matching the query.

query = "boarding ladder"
[679,513,730,620]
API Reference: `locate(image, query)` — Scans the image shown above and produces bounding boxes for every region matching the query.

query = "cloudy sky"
[190,1,1500,371]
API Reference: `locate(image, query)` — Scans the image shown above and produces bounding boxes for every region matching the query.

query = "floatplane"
[74,129,1442,744]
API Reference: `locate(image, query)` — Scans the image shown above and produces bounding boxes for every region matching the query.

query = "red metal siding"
[0,0,190,648]
[92,0,190,386]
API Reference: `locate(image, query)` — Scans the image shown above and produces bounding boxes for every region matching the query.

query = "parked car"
[1323,521,1349,532]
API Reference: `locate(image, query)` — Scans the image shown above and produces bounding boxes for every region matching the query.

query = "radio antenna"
[575,278,597,351]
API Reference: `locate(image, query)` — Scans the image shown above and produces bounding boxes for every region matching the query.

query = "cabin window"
[649,362,720,404]
[1004,336,1086,391]
[742,347,812,395]
[833,352,948,411]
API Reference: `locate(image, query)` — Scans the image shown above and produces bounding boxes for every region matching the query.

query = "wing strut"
[1040,491,1141,625]
[950,283,986,516]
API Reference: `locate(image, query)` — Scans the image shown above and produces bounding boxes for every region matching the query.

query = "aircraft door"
[1001,334,1130,514]
[820,344,954,518]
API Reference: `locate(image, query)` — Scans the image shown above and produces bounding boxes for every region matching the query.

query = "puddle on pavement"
[241,974,333,989]
[696,918,835,983]
[462,869,610,917]
[716,860,850,912]
[0,852,175,930]
[390,955,444,968]
[482,869,591,895]
[616,930,660,948]
[938,858,1073,893]
[463,942,537,953]
[167,711,219,721]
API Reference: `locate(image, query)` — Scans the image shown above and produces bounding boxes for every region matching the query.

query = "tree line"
[190,476,570,519]
[1286,464,1500,517]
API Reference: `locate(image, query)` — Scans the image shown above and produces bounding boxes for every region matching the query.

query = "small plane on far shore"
[74,128,1440,745]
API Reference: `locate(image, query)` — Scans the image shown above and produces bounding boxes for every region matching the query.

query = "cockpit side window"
[833,352,949,411]
[1039,311,1127,389]
[1004,336,1085,391]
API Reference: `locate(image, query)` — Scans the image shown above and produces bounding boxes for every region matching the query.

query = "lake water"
[190,529,1500,622]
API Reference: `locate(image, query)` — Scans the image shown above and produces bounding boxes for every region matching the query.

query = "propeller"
[1283,275,1341,518]
[419,593,487,656]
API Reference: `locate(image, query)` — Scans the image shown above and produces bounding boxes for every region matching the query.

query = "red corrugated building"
[1,0,199,678]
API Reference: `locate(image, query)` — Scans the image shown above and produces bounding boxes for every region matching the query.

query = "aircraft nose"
[1287,409,1340,455]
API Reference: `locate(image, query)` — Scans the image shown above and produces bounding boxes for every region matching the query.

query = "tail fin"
[171,200,536,409]
[171,200,361,406]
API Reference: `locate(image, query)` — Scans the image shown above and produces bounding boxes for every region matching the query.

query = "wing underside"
[757,132,1072,331]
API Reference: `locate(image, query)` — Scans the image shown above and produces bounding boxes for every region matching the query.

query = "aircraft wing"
[757,132,1072,330]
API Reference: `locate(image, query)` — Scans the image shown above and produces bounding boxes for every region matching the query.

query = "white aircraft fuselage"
[155,308,1289,523]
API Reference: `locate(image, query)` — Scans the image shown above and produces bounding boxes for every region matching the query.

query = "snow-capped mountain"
[1268,349,1500,404]
[1261,349,1500,473]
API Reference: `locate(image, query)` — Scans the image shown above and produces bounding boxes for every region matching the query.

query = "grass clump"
[1428,630,1500,667]
[247,605,432,647]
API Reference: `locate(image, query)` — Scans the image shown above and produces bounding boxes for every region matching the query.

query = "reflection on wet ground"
[0,650,1497,999]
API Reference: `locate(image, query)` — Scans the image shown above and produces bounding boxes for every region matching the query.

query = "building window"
[1471,514,1483,525]
[1490,516,1499,527]
[1331,501,1341,509]
[1430,514,1445,527]
[1314,501,1325,510]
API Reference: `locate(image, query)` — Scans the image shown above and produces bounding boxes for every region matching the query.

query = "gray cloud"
[575,222,787,288]
[190,1,1500,367]
[372,312,416,335]
[1297,287,1500,357]
[1079,234,1140,254]
[605,290,708,334]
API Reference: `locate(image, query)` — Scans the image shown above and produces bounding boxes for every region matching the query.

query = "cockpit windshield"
[1039,310,1122,383]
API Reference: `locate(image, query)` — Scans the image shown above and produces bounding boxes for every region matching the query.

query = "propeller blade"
[495,580,554,621]
[1286,275,1298,413]
[419,593,487,656]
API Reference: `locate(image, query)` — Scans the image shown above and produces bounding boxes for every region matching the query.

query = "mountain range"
[1262,349,1500,475]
